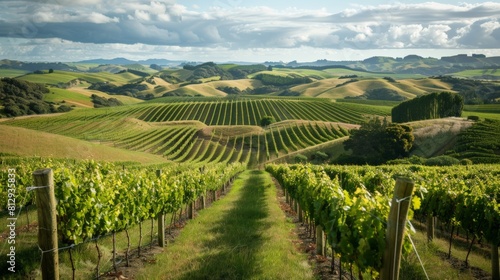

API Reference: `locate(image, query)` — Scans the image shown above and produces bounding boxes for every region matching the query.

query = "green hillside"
[17,70,144,86]
[450,68,500,79]
[2,61,500,165]
[448,119,500,163]
[0,69,29,77]
[0,124,168,164]
[2,97,384,166]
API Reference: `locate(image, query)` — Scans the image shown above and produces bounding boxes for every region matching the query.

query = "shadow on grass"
[178,170,270,280]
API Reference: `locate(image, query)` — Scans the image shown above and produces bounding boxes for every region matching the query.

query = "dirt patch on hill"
[410,118,474,157]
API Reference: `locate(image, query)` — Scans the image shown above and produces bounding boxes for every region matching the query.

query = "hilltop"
[2,53,500,77]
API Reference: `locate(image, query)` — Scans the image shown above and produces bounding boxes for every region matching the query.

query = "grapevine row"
[1,159,245,245]
[266,163,500,277]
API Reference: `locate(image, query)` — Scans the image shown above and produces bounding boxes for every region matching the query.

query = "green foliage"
[265,164,397,276]
[249,85,280,94]
[450,119,500,163]
[294,154,308,163]
[183,63,266,80]
[339,75,358,79]
[267,163,500,275]
[342,118,414,164]
[0,158,245,244]
[278,88,301,96]
[335,78,358,87]
[260,115,275,127]
[0,77,66,117]
[57,104,73,112]
[392,91,463,123]
[460,158,473,165]
[228,64,267,78]
[383,76,396,82]
[346,87,406,101]
[217,86,242,95]
[437,76,500,104]
[88,82,149,99]
[312,151,328,162]
[424,155,460,166]
[253,73,313,86]
[124,68,150,77]
[90,94,123,108]
[150,64,162,71]
[158,73,183,84]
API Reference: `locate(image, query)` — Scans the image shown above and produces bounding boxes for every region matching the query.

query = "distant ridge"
[78,58,182,66]
[2,53,500,76]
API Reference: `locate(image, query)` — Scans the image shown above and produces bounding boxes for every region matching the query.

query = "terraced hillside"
[138,97,390,125]
[3,96,383,166]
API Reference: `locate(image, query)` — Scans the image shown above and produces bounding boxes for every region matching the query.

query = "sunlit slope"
[0,124,168,163]
[2,97,391,166]
[290,77,454,99]
[17,70,144,85]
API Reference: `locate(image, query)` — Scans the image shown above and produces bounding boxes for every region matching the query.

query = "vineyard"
[2,158,500,279]
[2,96,389,166]
[2,65,500,279]
[1,158,245,279]
[266,163,500,279]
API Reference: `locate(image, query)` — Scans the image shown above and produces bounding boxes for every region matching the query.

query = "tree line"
[0,78,71,117]
[391,91,463,123]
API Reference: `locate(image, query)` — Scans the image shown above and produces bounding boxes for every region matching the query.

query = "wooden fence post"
[380,178,414,280]
[33,168,59,280]
[156,170,166,248]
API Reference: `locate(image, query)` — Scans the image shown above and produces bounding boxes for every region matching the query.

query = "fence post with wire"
[33,168,59,280]
[380,177,414,280]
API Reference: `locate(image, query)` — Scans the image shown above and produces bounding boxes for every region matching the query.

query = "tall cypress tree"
[392,91,463,123]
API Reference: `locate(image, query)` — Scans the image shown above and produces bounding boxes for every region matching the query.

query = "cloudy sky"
[0,0,499,62]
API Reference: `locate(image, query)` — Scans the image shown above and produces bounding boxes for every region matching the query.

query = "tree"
[150,64,162,71]
[343,118,414,164]
[260,116,275,127]
[392,91,463,122]
[48,69,54,73]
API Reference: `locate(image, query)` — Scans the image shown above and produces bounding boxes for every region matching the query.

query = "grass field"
[401,220,493,280]
[65,84,144,105]
[44,87,94,108]
[461,111,500,121]
[137,170,314,280]
[0,124,168,164]
[450,69,500,79]
[0,69,29,77]
[18,70,144,86]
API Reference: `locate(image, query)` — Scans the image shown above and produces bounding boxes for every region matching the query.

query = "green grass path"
[138,170,314,280]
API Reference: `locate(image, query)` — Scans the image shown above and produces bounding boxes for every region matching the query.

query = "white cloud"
[0,1,500,61]
[481,20,500,34]
[134,10,151,21]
